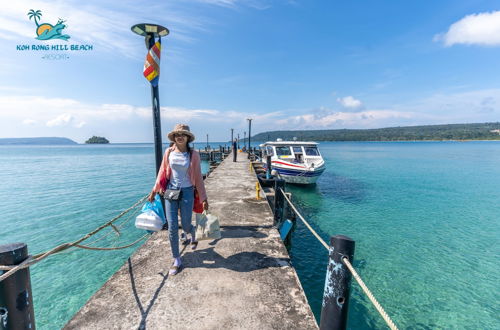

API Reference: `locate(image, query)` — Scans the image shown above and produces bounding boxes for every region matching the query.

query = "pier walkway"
[65,152,318,329]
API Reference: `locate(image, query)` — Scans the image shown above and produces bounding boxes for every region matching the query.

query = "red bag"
[193,189,204,213]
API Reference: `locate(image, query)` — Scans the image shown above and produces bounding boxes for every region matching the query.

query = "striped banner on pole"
[143,38,161,86]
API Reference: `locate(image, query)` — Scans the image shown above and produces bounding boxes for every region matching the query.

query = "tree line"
[250,122,500,142]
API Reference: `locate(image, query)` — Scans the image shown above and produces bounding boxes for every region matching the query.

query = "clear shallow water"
[1,142,499,329]
[287,141,500,329]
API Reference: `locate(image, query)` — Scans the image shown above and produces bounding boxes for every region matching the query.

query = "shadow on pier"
[183,248,290,272]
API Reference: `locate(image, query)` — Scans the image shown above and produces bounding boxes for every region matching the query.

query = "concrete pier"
[65,152,317,329]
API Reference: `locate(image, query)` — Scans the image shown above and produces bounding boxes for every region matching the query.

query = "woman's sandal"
[169,264,181,276]
[191,240,198,250]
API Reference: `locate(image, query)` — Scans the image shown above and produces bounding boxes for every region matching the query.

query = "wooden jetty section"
[65,152,318,329]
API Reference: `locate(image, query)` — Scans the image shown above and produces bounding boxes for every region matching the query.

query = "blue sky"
[1,0,499,143]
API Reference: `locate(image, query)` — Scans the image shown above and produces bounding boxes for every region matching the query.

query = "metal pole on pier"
[247,118,252,153]
[0,243,36,330]
[266,155,272,179]
[231,128,234,145]
[131,23,169,175]
[206,134,209,150]
[237,134,240,149]
[320,235,355,330]
[273,179,286,226]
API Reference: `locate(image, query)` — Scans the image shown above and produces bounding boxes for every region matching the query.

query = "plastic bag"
[195,211,221,241]
[141,194,166,223]
[135,210,164,232]
[135,194,166,231]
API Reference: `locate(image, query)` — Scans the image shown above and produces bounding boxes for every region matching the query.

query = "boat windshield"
[292,146,303,153]
[304,146,320,156]
[276,146,292,156]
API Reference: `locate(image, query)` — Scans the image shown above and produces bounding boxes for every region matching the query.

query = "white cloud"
[435,11,500,46]
[275,109,418,130]
[46,113,74,127]
[1,88,499,142]
[337,96,363,110]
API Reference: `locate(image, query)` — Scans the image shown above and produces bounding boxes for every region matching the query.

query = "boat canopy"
[261,141,318,146]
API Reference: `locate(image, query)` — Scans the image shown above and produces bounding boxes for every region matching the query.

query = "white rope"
[343,257,398,330]
[0,256,35,282]
[0,195,148,282]
[279,187,398,330]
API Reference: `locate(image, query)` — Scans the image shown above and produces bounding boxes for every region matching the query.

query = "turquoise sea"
[0,142,499,329]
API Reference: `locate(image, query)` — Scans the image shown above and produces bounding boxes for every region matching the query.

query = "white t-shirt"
[169,151,193,188]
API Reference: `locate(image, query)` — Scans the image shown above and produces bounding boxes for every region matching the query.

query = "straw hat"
[167,123,195,143]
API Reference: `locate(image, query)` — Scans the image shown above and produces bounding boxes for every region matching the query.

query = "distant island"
[85,136,109,144]
[0,137,77,145]
[250,122,500,142]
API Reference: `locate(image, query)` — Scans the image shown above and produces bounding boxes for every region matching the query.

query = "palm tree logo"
[27,9,70,41]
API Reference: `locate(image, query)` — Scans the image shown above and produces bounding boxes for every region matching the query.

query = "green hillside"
[0,137,77,145]
[250,122,500,142]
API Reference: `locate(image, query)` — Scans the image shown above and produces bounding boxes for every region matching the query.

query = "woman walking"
[148,124,208,275]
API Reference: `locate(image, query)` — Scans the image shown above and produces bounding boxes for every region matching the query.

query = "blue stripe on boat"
[273,167,325,177]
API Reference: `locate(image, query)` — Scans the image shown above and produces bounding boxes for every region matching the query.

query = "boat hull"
[272,165,325,184]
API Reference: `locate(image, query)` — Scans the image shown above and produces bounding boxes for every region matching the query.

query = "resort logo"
[27,9,70,41]
[16,9,93,60]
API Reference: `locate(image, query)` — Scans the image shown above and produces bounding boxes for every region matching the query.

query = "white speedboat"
[259,139,326,184]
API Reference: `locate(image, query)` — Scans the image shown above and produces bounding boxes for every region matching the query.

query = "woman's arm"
[192,151,208,204]
[148,150,169,201]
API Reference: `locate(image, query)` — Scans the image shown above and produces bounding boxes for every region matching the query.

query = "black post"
[0,243,35,330]
[231,128,234,146]
[146,34,164,175]
[273,179,286,226]
[266,155,272,179]
[320,235,355,330]
[232,139,237,162]
[247,118,252,152]
[237,134,240,149]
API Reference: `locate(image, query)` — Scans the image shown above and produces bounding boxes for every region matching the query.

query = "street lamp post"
[131,23,169,175]
[231,128,234,144]
[247,118,252,153]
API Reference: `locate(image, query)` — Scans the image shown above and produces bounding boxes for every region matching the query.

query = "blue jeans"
[165,185,195,258]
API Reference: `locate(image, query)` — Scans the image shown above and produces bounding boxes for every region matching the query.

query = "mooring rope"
[279,188,398,330]
[342,257,398,330]
[0,195,149,282]
[74,234,149,251]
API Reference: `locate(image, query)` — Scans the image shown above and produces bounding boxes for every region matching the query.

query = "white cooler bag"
[135,210,164,232]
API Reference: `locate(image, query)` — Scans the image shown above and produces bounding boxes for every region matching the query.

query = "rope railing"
[279,188,398,330]
[342,257,398,330]
[0,195,149,283]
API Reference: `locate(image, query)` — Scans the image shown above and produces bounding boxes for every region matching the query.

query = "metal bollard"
[266,155,272,179]
[0,243,36,330]
[273,179,286,226]
[320,235,355,330]
[255,182,261,200]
